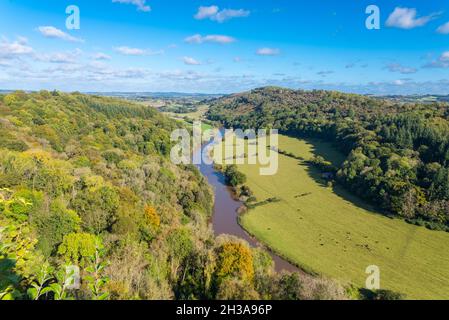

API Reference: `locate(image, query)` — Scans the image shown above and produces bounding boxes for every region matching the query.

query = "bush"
[272,273,303,300]
[34,199,81,256]
[359,288,405,300]
[240,185,253,197]
[224,165,247,187]
[215,242,254,283]
[102,150,124,164]
[216,278,259,300]
[58,232,101,266]
[72,183,119,234]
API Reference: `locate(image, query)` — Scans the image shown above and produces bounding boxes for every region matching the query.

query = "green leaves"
[0,91,217,301]
[224,165,247,187]
[84,249,110,300]
[57,233,101,266]
[27,262,54,300]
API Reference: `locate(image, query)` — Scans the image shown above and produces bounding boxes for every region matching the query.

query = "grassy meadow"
[221,134,449,299]
[161,104,213,132]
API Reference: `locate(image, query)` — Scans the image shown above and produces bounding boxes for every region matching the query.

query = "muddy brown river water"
[195,135,298,273]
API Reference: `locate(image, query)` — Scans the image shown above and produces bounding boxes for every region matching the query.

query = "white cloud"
[194,5,250,23]
[423,51,449,68]
[112,0,151,12]
[385,63,417,74]
[37,60,151,82]
[92,52,112,60]
[0,37,34,58]
[183,56,201,65]
[0,59,13,67]
[256,48,280,56]
[36,49,82,64]
[440,52,449,61]
[437,22,449,34]
[386,7,438,29]
[214,9,250,23]
[38,26,84,42]
[114,46,164,56]
[17,36,29,45]
[115,46,146,56]
[194,6,219,20]
[184,34,203,44]
[185,34,236,44]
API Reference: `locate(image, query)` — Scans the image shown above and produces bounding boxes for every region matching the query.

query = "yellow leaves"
[0,221,38,276]
[216,242,254,283]
[144,205,160,229]
[3,94,18,106]
[23,150,53,165]
[118,159,140,171]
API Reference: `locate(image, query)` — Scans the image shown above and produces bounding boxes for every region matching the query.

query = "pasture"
[229,134,449,299]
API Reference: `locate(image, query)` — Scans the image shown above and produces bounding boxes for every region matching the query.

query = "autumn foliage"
[216,242,254,283]
[144,205,161,229]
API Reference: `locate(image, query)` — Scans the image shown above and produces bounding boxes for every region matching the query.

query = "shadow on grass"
[289,136,386,216]
[305,138,346,167]
[282,132,346,167]
[302,162,381,214]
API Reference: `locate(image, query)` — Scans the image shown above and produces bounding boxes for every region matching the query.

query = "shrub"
[224,165,247,187]
[58,232,101,266]
[72,184,119,234]
[359,288,405,300]
[144,205,160,229]
[216,278,259,300]
[34,199,81,256]
[215,242,254,283]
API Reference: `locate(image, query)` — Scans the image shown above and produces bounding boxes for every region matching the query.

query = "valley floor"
[234,135,449,299]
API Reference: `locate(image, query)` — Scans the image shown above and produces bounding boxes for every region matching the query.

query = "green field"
[229,134,449,299]
[162,105,209,121]
[161,104,213,131]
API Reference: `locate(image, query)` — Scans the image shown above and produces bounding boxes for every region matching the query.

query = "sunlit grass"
[223,134,449,299]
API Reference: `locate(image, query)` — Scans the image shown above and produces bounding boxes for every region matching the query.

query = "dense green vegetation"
[0,91,347,300]
[159,104,198,114]
[224,165,247,187]
[208,87,449,231]
[160,104,214,132]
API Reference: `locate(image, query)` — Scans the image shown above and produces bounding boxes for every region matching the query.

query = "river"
[195,135,298,273]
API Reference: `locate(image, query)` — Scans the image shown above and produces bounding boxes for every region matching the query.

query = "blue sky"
[1,0,449,94]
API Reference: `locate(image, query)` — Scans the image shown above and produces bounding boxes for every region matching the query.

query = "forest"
[0,91,355,300]
[207,87,449,232]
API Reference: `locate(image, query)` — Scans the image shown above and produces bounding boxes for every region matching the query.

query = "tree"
[58,233,101,266]
[216,278,259,300]
[215,242,254,283]
[144,205,160,230]
[272,273,303,300]
[72,180,119,234]
[224,165,247,187]
[34,199,81,256]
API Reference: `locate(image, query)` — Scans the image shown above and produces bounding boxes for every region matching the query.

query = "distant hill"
[86,91,224,100]
[375,94,449,104]
[0,90,224,100]
[207,86,449,231]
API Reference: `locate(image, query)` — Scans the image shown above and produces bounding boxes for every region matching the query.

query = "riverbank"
[195,135,299,273]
